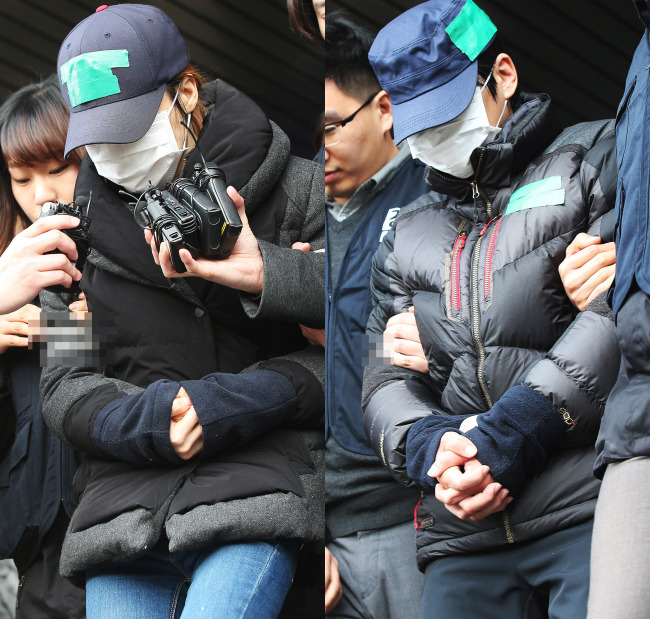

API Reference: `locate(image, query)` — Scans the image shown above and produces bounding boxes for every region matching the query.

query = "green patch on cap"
[60,50,130,108]
[445,0,497,61]
[505,176,565,215]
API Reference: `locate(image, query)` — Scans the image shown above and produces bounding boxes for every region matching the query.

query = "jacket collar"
[423,93,560,218]
[184,80,290,217]
[78,79,288,293]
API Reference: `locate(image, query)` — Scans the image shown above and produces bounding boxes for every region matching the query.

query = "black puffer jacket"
[362,94,620,569]
[39,80,324,579]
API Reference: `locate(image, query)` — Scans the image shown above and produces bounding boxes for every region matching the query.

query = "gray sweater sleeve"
[240,154,325,328]
[38,288,143,448]
[240,243,325,328]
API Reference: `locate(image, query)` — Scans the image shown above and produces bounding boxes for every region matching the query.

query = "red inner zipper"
[451,233,466,310]
[413,498,422,530]
[484,218,503,298]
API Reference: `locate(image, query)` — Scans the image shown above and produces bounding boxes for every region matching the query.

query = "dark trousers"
[15,507,85,619]
[420,520,593,619]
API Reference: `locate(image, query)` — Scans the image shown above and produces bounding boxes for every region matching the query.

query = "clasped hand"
[430,431,512,521]
[171,386,203,460]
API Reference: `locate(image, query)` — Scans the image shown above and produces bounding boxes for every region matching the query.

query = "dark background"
[328,0,643,130]
[0,1,642,157]
[0,0,323,159]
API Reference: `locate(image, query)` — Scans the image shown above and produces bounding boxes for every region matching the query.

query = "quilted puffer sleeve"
[519,303,619,448]
[519,131,619,447]
[363,226,455,486]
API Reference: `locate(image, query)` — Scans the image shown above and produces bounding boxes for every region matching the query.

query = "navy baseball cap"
[369,0,497,143]
[57,4,190,157]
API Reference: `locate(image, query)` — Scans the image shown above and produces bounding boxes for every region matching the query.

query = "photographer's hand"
[0,303,41,355]
[170,386,203,460]
[0,216,81,314]
[145,186,265,294]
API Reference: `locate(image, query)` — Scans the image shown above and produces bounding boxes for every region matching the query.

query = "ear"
[493,53,518,100]
[177,76,199,114]
[376,90,394,135]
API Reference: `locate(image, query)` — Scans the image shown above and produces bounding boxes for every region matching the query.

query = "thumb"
[226,186,249,226]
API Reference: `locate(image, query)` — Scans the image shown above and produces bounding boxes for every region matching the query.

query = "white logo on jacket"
[379,208,401,242]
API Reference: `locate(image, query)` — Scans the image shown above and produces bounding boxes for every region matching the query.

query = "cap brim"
[64,84,167,157]
[391,63,478,144]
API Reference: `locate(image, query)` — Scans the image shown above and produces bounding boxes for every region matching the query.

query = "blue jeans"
[86,539,300,619]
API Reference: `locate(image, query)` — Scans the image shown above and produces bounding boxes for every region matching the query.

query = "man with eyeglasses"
[323,12,432,618]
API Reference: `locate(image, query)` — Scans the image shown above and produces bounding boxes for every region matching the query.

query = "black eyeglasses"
[324,91,380,147]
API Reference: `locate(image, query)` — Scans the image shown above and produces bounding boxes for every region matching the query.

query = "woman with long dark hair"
[0,76,86,618]
[287,0,325,48]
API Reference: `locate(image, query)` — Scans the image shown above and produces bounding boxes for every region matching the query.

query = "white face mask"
[86,91,190,195]
[407,73,507,179]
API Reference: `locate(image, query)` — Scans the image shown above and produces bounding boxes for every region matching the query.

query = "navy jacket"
[0,342,82,571]
[595,1,650,474]
[325,156,429,455]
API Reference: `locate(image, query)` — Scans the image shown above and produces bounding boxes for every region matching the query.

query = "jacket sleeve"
[581,132,617,236]
[239,153,325,328]
[40,283,324,465]
[240,244,325,328]
[362,226,455,486]
[38,288,144,458]
[594,285,650,477]
[92,347,323,464]
[517,298,619,449]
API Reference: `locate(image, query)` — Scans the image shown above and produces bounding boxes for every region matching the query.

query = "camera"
[133,162,242,274]
[39,195,92,293]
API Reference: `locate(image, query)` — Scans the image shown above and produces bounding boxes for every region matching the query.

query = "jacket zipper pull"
[479,214,503,237]
[472,182,479,223]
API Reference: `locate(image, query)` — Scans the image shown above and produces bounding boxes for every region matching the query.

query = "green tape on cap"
[506,176,565,215]
[445,0,497,61]
[60,50,130,108]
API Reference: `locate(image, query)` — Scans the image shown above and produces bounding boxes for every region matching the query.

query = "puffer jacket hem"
[415,497,597,571]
